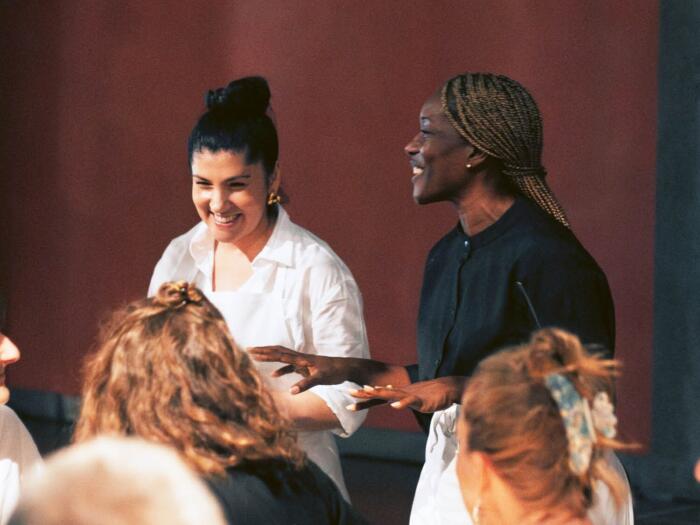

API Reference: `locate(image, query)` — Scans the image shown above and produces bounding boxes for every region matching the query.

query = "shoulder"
[515,228,605,281]
[0,404,24,431]
[158,223,205,259]
[0,406,41,467]
[500,201,605,277]
[284,218,357,283]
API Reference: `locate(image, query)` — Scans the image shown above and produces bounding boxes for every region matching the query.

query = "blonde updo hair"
[461,328,632,519]
[11,437,226,525]
[74,281,304,476]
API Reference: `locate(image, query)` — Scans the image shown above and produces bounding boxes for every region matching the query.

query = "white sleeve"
[147,237,193,297]
[305,263,370,438]
[148,252,172,297]
[0,406,42,525]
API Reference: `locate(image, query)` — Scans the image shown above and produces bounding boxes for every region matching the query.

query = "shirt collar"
[187,206,295,274]
[456,195,531,249]
[254,206,295,267]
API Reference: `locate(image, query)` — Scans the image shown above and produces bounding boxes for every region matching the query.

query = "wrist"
[445,375,467,403]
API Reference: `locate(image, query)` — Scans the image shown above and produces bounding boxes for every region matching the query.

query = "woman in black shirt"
[251,73,613,418]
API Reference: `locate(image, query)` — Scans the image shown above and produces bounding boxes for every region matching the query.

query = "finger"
[350,387,404,401]
[248,346,286,361]
[272,364,297,377]
[390,395,419,410]
[289,375,321,395]
[346,398,388,411]
[250,348,307,366]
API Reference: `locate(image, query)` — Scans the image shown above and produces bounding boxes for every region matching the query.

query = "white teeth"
[412,167,424,175]
[212,213,239,224]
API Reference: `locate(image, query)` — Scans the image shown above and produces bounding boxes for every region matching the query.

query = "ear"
[466,147,489,170]
[471,451,492,492]
[269,161,281,193]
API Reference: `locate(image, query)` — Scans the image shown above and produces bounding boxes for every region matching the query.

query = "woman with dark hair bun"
[148,77,369,500]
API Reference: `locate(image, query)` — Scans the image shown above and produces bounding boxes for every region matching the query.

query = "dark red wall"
[0,1,657,440]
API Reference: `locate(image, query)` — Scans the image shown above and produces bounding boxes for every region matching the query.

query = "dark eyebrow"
[192,174,251,183]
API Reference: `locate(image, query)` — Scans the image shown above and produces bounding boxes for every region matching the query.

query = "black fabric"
[412,196,615,430]
[206,459,368,525]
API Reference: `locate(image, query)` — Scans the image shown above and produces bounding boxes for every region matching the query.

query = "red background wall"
[0,1,657,440]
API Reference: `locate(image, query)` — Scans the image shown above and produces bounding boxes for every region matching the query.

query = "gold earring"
[466,163,472,169]
[267,191,281,206]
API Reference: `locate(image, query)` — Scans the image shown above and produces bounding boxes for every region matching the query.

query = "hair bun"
[205,76,271,118]
[154,281,203,308]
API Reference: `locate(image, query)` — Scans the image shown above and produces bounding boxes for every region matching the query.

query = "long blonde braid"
[441,73,570,228]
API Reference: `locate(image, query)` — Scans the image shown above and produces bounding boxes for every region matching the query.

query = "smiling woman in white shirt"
[148,76,368,500]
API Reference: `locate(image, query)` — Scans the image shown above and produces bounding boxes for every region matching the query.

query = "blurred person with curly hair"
[74,281,367,525]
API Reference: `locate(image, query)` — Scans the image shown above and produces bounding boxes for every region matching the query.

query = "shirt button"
[464,240,470,248]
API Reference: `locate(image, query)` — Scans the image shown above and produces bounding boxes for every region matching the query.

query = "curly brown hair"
[74,281,305,476]
[461,328,634,519]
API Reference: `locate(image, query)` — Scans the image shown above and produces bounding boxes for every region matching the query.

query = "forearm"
[272,390,343,431]
[344,358,411,388]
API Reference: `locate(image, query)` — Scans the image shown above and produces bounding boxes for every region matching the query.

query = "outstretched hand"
[249,346,357,394]
[348,376,466,413]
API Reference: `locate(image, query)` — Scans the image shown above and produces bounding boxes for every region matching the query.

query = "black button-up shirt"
[408,196,614,387]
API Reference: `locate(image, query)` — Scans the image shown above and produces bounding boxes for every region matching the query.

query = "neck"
[454,184,515,236]
[222,212,276,262]
[482,472,591,525]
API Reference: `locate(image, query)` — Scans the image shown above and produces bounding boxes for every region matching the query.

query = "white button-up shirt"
[148,207,369,499]
[0,406,42,524]
[410,405,634,525]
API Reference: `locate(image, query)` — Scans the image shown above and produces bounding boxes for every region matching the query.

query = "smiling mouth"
[211,212,241,226]
[411,166,425,183]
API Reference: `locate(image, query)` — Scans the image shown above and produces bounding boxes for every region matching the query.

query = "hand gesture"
[249,346,356,394]
[348,376,466,413]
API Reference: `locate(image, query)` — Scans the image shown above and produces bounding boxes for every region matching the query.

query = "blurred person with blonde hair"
[9,436,225,525]
[73,281,367,525]
[457,328,633,524]
[0,297,41,524]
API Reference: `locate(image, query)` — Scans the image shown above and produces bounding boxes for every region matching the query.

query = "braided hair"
[441,73,570,228]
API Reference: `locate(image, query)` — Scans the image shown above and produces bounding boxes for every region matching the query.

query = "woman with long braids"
[148,76,369,499]
[74,281,367,525]
[252,73,630,523]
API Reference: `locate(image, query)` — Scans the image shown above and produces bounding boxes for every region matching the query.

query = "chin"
[0,386,10,405]
[413,192,438,205]
[212,231,242,245]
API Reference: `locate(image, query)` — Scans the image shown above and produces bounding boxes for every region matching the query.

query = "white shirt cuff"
[310,382,366,437]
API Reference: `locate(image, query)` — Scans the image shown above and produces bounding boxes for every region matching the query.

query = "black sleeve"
[512,249,615,357]
[306,462,370,525]
[405,363,420,383]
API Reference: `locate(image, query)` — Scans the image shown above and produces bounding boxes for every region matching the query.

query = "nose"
[0,333,20,366]
[404,133,421,157]
[209,188,229,212]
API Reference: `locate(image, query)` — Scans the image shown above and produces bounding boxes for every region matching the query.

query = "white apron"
[410,404,634,525]
[209,283,350,501]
